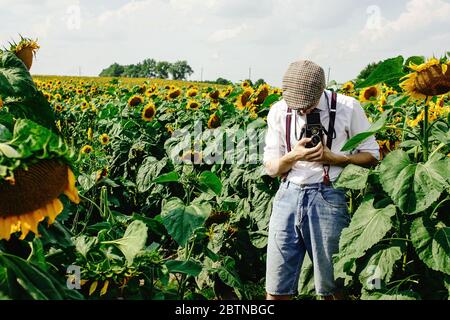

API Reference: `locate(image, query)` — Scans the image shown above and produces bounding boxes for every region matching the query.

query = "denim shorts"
[265,180,350,297]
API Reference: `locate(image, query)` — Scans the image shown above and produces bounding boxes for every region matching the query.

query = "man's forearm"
[265,152,298,178]
[330,152,379,168]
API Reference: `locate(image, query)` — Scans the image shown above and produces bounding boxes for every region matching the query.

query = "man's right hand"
[291,138,324,162]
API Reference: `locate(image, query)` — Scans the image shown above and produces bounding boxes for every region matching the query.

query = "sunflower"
[145,85,158,97]
[165,124,174,134]
[220,86,233,98]
[209,100,220,111]
[253,84,270,105]
[342,81,355,91]
[0,160,79,240]
[168,88,181,99]
[359,86,381,103]
[236,88,254,110]
[186,88,199,98]
[400,58,450,100]
[80,145,93,154]
[99,134,110,145]
[54,104,64,113]
[241,81,251,89]
[207,113,221,129]
[271,88,283,95]
[128,95,144,107]
[209,90,220,100]
[87,127,93,141]
[81,100,90,111]
[142,103,157,122]
[186,100,200,110]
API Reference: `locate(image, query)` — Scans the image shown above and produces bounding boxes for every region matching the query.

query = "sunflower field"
[0,40,449,300]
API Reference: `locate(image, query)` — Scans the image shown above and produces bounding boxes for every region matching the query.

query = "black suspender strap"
[323,92,337,185]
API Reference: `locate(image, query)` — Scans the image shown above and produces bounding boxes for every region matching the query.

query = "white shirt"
[263,90,380,185]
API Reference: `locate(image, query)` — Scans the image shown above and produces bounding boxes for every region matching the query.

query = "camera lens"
[311,135,321,147]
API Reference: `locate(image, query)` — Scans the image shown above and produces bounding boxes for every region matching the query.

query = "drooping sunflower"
[8,36,40,70]
[209,90,220,100]
[0,160,79,240]
[400,58,450,100]
[186,100,200,110]
[128,95,144,107]
[359,86,381,103]
[253,84,270,105]
[99,134,110,145]
[142,103,157,122]
[236,88,254,110]
[207,113,221,129]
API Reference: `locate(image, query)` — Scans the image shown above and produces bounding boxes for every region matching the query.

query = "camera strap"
[284,91,337,185]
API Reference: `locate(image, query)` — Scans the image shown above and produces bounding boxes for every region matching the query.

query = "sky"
[1,0,449,86]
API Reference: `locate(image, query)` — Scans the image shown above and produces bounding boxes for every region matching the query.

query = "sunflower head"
[342,81,355,92]
[236,88,254,110]
[186,88,199,98]
[9,36,40,70]
[168,88,181,99]
[209,90,220,100]
[99,134,110,145]
[359,86,381,103]
[142,103,157,122]
[400,58,450,100]
[253,84,270,105]
[128,95,144,107]
[241,81,251,89]
[81,145,93,154]
[186,100,200,110]
[0,160,79,240]
[207,113,221,129]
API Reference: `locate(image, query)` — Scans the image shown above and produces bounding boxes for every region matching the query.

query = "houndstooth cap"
[282,60,326,111]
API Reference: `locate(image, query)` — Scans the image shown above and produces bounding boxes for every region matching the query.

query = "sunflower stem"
[423,99,430,162]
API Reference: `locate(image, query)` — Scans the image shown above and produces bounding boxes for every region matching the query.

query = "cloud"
[208,24,248,43]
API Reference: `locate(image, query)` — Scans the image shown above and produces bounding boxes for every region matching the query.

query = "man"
[263,60,379,300]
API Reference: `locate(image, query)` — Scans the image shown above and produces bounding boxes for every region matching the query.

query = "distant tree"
[142,58,157,78]
[99,63,125,77]
[215,77,232,85]
[254,78,266,87]
[155,61,171,79]
[356,61,382,83]
[169,60,194,80]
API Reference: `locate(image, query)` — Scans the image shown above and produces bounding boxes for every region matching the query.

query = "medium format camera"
[302,110,324,149]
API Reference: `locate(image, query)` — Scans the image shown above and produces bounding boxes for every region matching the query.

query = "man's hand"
[291,138,324,162]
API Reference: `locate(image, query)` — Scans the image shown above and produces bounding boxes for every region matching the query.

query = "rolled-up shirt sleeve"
[349,100,380,160]
[263,105,286,166]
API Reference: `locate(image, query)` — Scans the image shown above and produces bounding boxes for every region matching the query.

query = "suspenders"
[284,91,337,185]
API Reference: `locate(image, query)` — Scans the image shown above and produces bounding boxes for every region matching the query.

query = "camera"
[303,110,324,148]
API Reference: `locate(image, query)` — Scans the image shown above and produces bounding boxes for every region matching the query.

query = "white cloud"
[208,24,248,43]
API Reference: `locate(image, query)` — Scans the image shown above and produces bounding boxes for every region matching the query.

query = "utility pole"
[249,67,252,81]
[200,67,203,82]
[78,66,81,77]
[327,67,331,84]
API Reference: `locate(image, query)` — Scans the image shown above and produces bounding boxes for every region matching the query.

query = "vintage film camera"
[300,109,324,149]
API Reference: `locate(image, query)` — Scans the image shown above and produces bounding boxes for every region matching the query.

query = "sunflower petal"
[442,64,448,75]
[0,217,12,241]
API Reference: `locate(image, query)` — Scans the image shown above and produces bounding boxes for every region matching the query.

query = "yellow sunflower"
[236,88,254,110]
[168,88,181,99]
[80,145,93,154]
[359,86,381,103]
[207,113,221,129]
[81,100,90,111]
[253,84,270,105]
[209,90,220,100]
[54,105,64,113]
[186,88,199,98]
[241,81,251,89]
[186,100,201,110]
[0,160,79,240]
[220,86,233,98]
[87,127,93,141]
[128,95,144,107]
[99,134,110,145]
[400,58,450,100]
[142,103,157,122]
[342,81,355,91]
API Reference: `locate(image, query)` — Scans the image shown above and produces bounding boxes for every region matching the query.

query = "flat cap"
[282,60,326,110]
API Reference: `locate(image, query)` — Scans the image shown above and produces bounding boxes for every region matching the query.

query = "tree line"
[99,59,194,80]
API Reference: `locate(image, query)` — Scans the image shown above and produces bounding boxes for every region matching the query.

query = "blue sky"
[1,0,449,86]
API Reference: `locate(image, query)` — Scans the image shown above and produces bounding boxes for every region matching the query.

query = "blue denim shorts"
[265,180,350,297]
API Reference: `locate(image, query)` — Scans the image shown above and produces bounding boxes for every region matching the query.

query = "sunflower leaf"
[356,56,406,89]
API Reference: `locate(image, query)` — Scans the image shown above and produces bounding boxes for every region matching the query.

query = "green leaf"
[361,290,420,300]
[0,143,20,158]
[136,157,167,192]
[0,124,12,142]
[341,112,388,152]
[165,260,202,277]
[0,52,36,98]
[215,256,243,289]
[356,56,406,89]
[74,235,98,258]
[161,198,211,247]
[102,220,148,265]
[410,217,450,275]
[152,171,180,184]
[0,253,62,300]
[27,238,48,272]
[336,197,396,274]
[199,171,222,196]
[359,243,404,290]
[404,56,425,68]
[379,150,449,214]
[262,94,281,108]
[335,164,370,190]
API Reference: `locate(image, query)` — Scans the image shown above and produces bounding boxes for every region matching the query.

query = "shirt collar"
[316,90,329,111]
